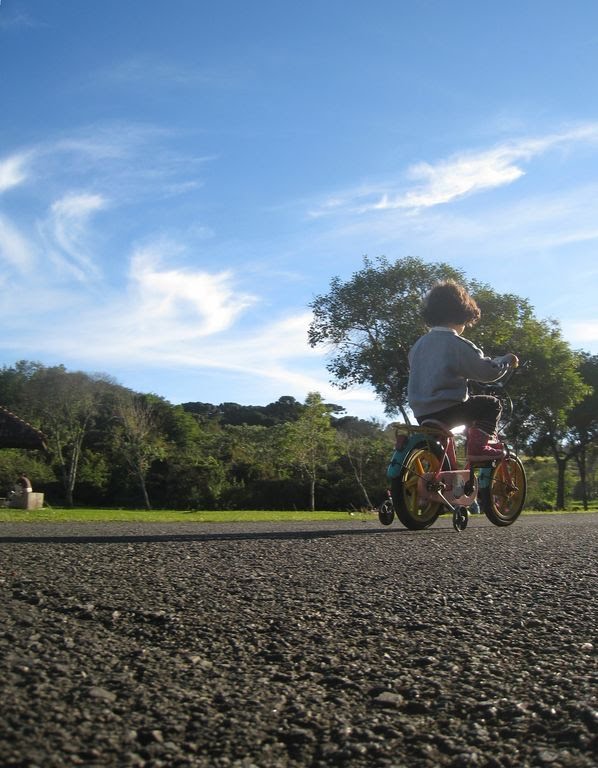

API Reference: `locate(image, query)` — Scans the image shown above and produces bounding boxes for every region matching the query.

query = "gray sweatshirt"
[407,327,508,418]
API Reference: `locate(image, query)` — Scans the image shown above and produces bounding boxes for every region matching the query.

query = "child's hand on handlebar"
[492,353,519,369]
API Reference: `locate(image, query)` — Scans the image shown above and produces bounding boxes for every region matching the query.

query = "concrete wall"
[8,492,44,509]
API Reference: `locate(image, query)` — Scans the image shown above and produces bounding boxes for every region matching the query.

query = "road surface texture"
[0,513,596,767]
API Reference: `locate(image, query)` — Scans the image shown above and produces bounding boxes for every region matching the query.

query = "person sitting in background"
[13,473,32,498]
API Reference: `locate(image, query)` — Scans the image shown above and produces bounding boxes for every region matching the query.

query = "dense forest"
[0,357,595,512]
[1,258,596,511]
[0,364,392,511]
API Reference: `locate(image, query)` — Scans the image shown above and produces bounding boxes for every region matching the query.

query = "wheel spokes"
[493,463,523,514]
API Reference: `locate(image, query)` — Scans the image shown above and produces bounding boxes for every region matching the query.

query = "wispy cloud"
[24,122,214,210]
[0,215,35,274]
[128,245,257,339]
[309,122,598,217]
[99,56,242,89]
[0,8,42,30]
[33,291,375,410]
[42,192,107,281]
[561,321,598,350]
[0,151,31,192]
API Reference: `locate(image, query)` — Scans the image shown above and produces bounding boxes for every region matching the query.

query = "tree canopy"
[309,256,587,430]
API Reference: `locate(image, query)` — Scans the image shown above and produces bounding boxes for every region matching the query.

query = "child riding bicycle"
[407,281,519,461]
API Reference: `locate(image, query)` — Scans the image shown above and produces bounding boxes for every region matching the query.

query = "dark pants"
[417,395,502,435]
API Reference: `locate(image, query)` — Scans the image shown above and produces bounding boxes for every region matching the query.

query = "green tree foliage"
[113,394,167,510]
[333,416,392,509]
[0,322,594,510]
[182,396,303,427]
[0,363,111,507]
[143,401,226,510]
[519,346,590,510]
[0,448,54,499]
[283,392,341,511]
[466,287,590,509]
[566,354,598,509]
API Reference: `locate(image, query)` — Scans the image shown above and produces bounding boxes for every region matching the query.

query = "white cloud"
[561,320,598,350]
[0,152,30,192]
[43,192,107,281]
[310,122,598,217]
[42,298,380,412]
[128,245,256,339]
[0,126,385,413]
[0,215,35,273]
[390,148,526,210]
[52,192,106,220]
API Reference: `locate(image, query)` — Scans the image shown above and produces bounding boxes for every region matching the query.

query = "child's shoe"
[467,427,505,461]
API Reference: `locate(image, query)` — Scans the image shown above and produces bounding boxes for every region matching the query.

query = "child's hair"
[421,280,481,327]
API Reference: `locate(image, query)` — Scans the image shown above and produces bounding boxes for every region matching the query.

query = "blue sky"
[1,0,598,420]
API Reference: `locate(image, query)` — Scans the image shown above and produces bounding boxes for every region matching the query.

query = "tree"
[334,416,391,509]
[21,366,107,507]
[518,342,590,509]
[113,394,167,510]
[566,354,598,509]
[182,396,304,428]
[283,392,340,511]
[308,256,464,420]
[139,400,225,510]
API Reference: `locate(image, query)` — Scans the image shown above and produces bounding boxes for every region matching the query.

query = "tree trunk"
[65,435,84,509]
[138,470,152,510]
[555,456,567,510]
[346,452,373,508]
[575,446,588,511]
[310,477,315,512]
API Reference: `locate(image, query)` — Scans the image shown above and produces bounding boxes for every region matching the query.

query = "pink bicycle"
[380,367,526,532]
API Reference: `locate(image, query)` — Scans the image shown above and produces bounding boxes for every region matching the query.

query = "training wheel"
[452,506,469,532]
[378,498,395,526]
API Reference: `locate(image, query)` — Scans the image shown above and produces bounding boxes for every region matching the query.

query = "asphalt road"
[0,513,596,767]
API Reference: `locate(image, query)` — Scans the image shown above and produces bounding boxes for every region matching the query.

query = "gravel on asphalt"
[0,513,596,767]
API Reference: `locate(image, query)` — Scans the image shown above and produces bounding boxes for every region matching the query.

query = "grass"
[0,507,363,524]
[0,505,595,524]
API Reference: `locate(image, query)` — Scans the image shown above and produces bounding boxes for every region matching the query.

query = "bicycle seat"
[419,418,454,436]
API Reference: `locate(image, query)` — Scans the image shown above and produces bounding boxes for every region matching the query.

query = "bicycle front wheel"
[479,456,526,526]
[392,446,444,530]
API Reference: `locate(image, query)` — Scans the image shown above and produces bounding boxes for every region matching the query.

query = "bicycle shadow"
[0,521,460,546]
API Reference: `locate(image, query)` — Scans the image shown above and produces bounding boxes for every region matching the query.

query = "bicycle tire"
[392,444,446,530]
[479,455,526,526]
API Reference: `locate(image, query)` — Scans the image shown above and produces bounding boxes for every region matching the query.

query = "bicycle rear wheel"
[479,456,526,526]
[392,445,445,530]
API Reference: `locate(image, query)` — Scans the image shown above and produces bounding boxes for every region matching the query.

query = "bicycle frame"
[415,423,479,509]
[389,423,481,507]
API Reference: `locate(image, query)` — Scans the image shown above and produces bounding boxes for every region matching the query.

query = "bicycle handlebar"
[471,359,528,393]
